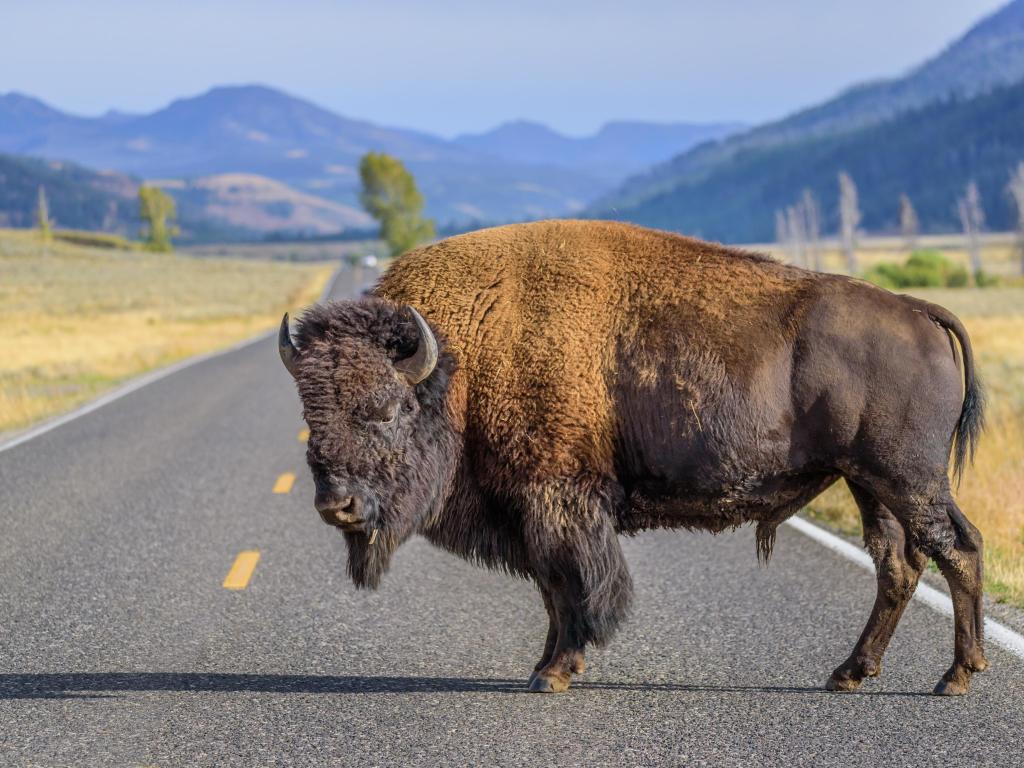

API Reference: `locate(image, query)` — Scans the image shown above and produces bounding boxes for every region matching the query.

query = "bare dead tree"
[1008,162,1024,275]
[801,189,822,270]
[786,204,806,268]
[898,193,918,253]
[956,181,985,278]
[775,209,790,261]
[838,172,861,274]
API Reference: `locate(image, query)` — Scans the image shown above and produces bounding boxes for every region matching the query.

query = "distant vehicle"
[360,255,378,268]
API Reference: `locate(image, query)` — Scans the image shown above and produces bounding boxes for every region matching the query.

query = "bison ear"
[279,313,301,379]
[394,306,438,385]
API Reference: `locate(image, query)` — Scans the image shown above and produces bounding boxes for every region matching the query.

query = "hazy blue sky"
[0,0,1009,136]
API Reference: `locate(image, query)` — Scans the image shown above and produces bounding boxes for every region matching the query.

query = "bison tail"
[926,303,986,486]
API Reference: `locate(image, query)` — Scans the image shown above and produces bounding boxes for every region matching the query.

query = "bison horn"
[278,313,301,379]
[394,306,438,385]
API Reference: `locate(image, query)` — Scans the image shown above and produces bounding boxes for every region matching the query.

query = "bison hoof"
[933,678,969,696]
[529,672,570,693]
[825,674,862,693]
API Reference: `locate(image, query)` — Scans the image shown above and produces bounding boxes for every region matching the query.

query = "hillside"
[153,174,373,239]
[0,154,137,231]
[597,0,1024,214]
[0,86,735,225]
[0,153,374,241]
[597,81,1024,243]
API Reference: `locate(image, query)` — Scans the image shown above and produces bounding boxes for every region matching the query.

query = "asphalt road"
[1,269,1023,768]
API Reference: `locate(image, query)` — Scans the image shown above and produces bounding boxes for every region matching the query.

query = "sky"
[0,0,1010,137]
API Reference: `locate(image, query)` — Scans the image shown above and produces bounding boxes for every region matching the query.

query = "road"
[1,269,1023,767]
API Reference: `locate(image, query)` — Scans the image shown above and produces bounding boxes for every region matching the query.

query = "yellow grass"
[805,287,1024,606]
[0,228,333,434]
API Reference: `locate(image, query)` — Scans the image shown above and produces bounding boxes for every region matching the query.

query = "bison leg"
[529,590,589,693]
[861,487,987,696]
[928,500,988,696]
[827,482,925,692]
[525,479,632,693]
[528,588,561,687]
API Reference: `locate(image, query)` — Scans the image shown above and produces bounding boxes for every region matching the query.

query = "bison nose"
[314,487,362,527]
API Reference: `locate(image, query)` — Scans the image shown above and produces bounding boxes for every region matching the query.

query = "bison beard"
[282,219,989,696]
[342,529,395,589]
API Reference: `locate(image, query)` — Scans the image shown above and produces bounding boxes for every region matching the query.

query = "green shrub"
[863,249,970,289]
[974,269,1000,287]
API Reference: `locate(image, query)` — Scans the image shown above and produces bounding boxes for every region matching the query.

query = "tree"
[36,185,52,243]
[1008,162,1024,275]
[838,172,861,274]
[956,181,985,279]
[786,204,806,268]
[138,185,178,252]
[800,189,822,270]
[898,193,918,254]
[774,209,788,255]
[359,152,435,257]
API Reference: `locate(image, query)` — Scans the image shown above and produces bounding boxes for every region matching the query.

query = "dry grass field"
[0,229,333,435]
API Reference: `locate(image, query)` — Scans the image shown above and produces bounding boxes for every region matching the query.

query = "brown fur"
[287,219,987,695]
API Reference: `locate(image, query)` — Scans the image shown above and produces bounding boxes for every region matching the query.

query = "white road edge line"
[0,265,342,455]
[785,516,1024,660]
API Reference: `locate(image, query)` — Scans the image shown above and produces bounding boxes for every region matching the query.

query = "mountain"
[593,81,1024,243]
[0,86,737,226]
[596,0,1024,216]
[453,119,742,181]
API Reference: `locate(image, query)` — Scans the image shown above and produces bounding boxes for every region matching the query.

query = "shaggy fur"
[285,219,987,696]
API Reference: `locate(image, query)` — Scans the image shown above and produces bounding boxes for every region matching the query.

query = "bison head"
[279,299,458,589]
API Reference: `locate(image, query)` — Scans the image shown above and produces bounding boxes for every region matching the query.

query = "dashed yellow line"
[223,550,260,590]
[273,472,295,494]
[298,428,309,442]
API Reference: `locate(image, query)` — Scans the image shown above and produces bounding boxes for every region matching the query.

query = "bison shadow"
[0,672,931,699]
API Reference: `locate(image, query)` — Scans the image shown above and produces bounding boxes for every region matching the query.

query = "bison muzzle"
[279,220,988,696]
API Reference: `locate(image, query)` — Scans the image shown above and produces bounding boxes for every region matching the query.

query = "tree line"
[775,162,1024,279]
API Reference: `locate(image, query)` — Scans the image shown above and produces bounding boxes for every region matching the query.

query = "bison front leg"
[524,479,632,693]
[528,589,561,688]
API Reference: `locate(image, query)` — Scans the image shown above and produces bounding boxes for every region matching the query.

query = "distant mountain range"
[0,86,738,235]
[592,0,1024,240]
[453,120,743,183]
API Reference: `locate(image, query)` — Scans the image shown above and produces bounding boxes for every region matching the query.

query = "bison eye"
[374,399,399,424]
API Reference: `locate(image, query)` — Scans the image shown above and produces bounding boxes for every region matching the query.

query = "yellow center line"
[223,550,260,590]
[298,428,309,442]
[273,472,295,494]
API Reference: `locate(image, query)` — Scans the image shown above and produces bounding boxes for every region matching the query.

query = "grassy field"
[0,229,334,435]
[804,285,1024,607]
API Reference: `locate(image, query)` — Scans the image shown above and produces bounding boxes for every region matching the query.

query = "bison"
[278,220,987,695]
